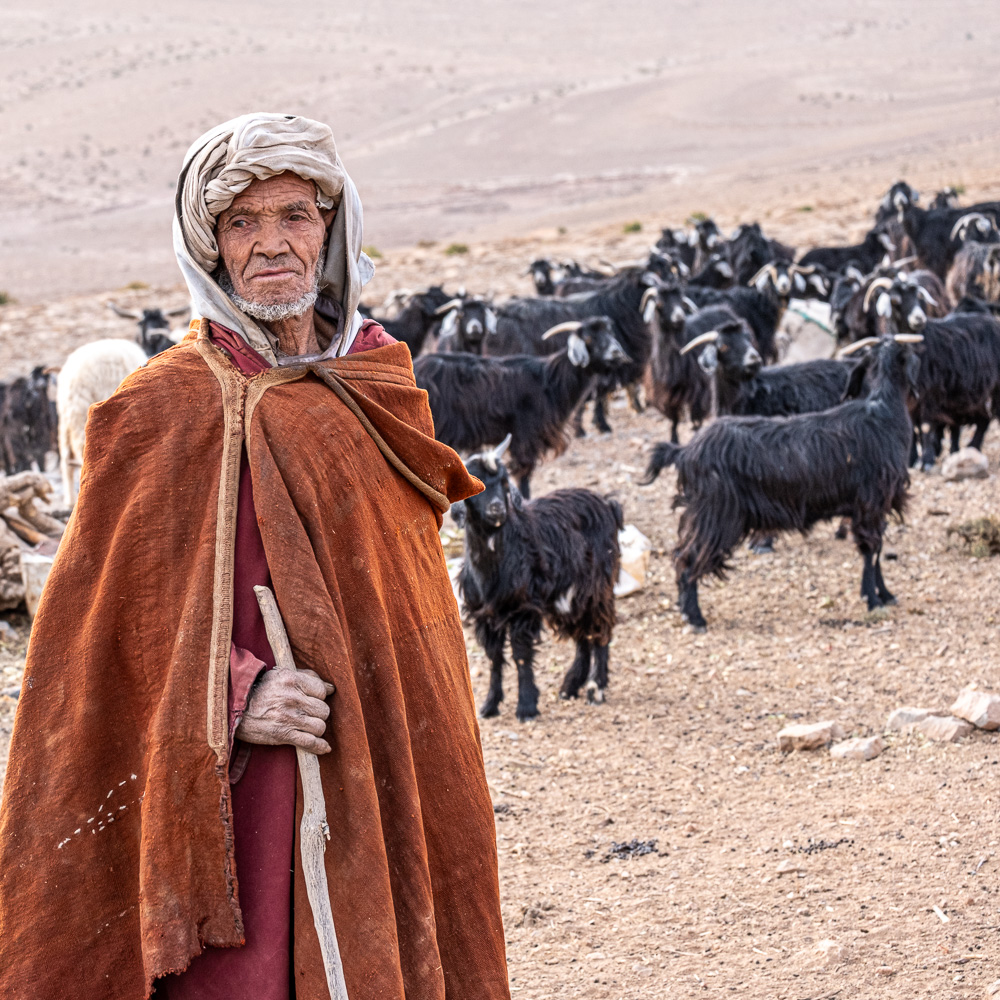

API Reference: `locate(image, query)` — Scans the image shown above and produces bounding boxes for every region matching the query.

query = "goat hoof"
[749,543,774,555]
[920,463,935,473]
[881,595,897,606]
[515,706,539,722]
[479,702,501,719]
[585,683,605,705]
[559,688,580,700]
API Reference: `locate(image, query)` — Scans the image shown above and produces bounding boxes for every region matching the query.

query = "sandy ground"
[2,1,1000,303]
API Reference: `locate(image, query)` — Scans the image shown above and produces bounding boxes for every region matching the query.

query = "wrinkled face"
[215,172,333,308]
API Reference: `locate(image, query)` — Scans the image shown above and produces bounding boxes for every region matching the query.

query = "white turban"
[173,112,375,363]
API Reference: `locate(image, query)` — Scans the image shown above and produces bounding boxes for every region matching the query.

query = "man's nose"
[254,223,291,258]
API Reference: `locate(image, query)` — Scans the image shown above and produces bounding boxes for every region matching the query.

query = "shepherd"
[0,114,510,1000]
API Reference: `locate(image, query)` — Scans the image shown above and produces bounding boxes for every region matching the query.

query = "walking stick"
[254,585,350,1000]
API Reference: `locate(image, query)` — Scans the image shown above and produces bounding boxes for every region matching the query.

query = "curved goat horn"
[790,263,817,275]
[680,330,720,355]
[107,300,142,320]
[640,287,659,314]
[837,337,880,357]
[893,333,925,343]
[862,277,894,313]
[747,263,778,287]
[434,298,464,316]
[950,213,994,242]
[541,320,584,340]
[494,433,513,462]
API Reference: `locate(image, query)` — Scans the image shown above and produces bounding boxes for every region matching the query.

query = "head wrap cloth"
[173,113,374,362]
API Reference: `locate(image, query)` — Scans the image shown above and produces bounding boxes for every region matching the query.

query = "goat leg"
[509,617,541,721]
[858,547,883,610]
[873,546,896,605]
[626,382,645,414]
[592,394,613,435]
[477,623,506,718]
[747,532,775,554]
[559,638,591,700]
[949,423,963,454]
[585,643,609,704]
[677,567,707,632]
[969,416,989,452]
[919,423,942,472]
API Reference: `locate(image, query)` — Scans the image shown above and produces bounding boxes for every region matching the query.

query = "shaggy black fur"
[641,336,919,631]
[455,448,622,720]
[415,317,628,496]
[798,226,894,274]
[372,286,451,355]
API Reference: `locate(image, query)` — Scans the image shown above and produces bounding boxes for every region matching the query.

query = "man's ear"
[321,206,335,228]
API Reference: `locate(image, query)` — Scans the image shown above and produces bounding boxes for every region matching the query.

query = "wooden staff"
[253,585,349,1000]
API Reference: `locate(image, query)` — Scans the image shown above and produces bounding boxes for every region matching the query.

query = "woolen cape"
[0,323,509,1000]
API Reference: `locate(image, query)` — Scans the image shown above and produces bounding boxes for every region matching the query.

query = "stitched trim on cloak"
[195,323,248,759]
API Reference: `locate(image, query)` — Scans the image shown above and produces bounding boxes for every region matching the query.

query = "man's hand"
[235,669,335,755]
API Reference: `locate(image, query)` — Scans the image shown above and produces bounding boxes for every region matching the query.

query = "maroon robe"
[157,319,397,999]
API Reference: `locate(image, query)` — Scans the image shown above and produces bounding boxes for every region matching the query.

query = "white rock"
[830,736,884,761]
[915,715,974,742]
[950,687,1000,731]
[776,857,806,875]
[941,447,989,481]
[886,706,937,731]
[813,938,844,964]
[778,720,845,752]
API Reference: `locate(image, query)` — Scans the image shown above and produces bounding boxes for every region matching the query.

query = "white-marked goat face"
[465,435,516,528]
[906,305,927,330]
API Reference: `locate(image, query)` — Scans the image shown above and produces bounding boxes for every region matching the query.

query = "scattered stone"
[1,686,19,699]
[777,720,845,752]
[813,939,844,964]
[986,978,1000,997]
[941,447,989,481]
[776,857,806,875]
[874,966,895,976]
[0,620,17,642]
[830,736,884,761]
[950,687,1000,731]
[915,715,973,743]
[886,706,937,731]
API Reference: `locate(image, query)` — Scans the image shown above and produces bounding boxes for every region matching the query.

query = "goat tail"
[639,441,681,484]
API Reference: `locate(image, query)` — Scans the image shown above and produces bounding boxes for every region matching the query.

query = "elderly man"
[0,114,509,1000]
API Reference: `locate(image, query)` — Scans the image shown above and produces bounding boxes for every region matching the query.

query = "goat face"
[685,319,760,379]
[695,218,721,251]
[889,277,937,332]
[750,261,794,299]
[528,259,555,294]
[571,317,629,371]
[463,437,517,530]
[643,285,695,337]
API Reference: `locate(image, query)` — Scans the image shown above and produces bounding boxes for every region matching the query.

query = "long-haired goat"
[454,437,622,720]
[416,317,628,497]
[641,334,923,631]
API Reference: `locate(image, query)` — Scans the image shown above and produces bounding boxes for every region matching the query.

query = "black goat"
[655,228,698,271]
[454,437,622,720]
[107,301,188,355]
[948,242,1000,306]
[0,367,57,474]
[798,226,895,274]
[641,334,923,631]
[415,317,628,496]
[900,202,1000,279]
[485,267,660,433]
[687,253,735,289]
[369,286,452,355]
[644,298,723,444]
[726,223,795,285]
[861,270,950,336]
[528,260,557,296]
[680,317,855,419]
[434,296,498,354]
[686,261,818,363]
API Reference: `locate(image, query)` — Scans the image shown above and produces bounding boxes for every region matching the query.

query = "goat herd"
[1,181,998,724]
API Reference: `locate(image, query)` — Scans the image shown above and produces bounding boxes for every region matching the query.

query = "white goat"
[58,339,148,505]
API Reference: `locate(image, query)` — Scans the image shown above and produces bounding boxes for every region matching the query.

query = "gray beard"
[217,249,325,323]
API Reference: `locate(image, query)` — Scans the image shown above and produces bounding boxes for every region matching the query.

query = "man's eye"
[231,219,248,228]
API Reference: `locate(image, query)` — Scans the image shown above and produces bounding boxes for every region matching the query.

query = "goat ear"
[682,296,698,315]
[439,309,459,341]
[642,297,658,324]
[793,272,807,294]
[875,292,893,318]
[843,357,869,400]
[697,344,718,374]
[567,332,591,368]
[509,482,525,512]
[450,499,467,527]
[485,308,497,335]
[808,274,828,295]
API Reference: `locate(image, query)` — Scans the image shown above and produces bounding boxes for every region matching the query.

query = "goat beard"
[215,247,325,323]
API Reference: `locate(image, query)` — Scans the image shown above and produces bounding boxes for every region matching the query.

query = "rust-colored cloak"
[0,328,509,1000]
